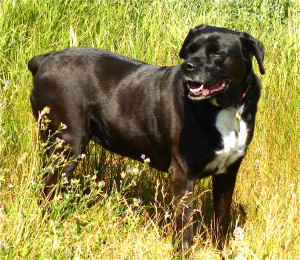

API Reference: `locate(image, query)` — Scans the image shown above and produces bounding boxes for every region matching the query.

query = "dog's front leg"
[169,162,194,251]
[212,173,237,250]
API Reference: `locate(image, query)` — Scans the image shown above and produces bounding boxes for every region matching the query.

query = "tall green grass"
[0,0,299,259]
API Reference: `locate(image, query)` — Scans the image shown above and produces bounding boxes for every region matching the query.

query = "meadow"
[0,0,299,259]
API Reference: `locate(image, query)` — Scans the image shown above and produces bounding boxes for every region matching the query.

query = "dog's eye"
[210,51,221,58]
[188,43,200,54]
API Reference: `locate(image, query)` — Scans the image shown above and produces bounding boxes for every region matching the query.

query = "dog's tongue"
[202,89,210,96]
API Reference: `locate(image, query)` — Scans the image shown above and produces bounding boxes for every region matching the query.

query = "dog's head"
[179,25,265,106]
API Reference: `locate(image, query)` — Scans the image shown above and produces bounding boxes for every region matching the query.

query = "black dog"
[29,25,264,250]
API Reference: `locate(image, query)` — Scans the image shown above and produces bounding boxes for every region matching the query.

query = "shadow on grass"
[51,142,247,242]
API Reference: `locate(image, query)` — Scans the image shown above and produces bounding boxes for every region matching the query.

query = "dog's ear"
[240,33,265,75]
[179,24,207,60]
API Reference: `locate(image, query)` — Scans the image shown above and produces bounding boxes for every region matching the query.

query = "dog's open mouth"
[187,80,229,99]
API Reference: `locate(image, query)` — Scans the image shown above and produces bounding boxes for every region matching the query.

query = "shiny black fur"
[29,25,264,250]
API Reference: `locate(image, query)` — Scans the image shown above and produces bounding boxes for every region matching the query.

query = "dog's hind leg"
[39,116,90,200]
[41,136,89,200]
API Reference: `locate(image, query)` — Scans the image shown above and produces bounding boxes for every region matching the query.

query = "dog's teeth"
[200,84,204,90]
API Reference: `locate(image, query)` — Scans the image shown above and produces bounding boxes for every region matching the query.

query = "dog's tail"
[28,53,51,76]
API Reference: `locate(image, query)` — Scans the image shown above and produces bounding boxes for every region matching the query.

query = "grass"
[0,0,299,259]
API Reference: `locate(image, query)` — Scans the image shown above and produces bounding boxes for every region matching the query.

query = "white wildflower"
[79,154,86,159]
[53,240,60,249]
[60,122,68,129]
[98,181,105,188]
[132,168,139,175]
[40,106,50,117]
[233,226,244,242]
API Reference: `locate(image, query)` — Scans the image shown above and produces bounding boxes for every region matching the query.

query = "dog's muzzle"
[182,60,230,100]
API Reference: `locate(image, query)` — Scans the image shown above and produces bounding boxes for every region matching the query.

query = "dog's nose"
[182,60,196,72]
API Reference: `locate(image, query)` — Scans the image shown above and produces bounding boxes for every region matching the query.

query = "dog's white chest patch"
[205,107,248,174]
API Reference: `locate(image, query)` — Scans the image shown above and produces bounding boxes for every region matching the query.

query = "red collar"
[240,85,250,102]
